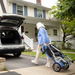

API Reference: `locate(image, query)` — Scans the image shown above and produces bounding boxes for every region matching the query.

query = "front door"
[35,27,38,41]
[21,26,24,33]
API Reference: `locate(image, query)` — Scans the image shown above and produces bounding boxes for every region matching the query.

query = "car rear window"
[2,31,13,36]
[1,19,19,25]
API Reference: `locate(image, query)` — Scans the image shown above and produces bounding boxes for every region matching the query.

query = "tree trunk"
[62,32,66,49]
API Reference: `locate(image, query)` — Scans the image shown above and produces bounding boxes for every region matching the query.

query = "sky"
[24,0,58,8]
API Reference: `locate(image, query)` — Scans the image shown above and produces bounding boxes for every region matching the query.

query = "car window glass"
[2,31,14,36]
[2,32,5,36]
[1,19,19,25]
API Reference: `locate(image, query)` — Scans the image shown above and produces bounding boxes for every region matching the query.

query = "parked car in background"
[0,14,25,57]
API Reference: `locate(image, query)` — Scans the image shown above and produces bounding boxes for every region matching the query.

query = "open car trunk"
[1,28,22,45]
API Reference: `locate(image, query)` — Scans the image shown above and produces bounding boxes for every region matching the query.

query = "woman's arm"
[39,28,46,44]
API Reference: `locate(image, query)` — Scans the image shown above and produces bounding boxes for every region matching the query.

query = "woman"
[31,22,51,67]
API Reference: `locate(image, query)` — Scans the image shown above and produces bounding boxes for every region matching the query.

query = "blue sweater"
[38,27,50,45]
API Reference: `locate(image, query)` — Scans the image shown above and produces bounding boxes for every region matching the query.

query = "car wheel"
[13,52,21,57]
[53,63,61,72]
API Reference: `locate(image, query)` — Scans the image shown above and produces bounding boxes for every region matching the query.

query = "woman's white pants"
[35,43,50,66]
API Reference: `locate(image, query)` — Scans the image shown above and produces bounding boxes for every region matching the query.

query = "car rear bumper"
[0,47,25,54]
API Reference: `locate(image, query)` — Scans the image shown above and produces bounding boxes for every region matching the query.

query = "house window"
[53,29,57,35]
[37,10,43,18]
[17,5,23,15]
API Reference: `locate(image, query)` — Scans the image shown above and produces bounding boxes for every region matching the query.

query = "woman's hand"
[44,43,46,45]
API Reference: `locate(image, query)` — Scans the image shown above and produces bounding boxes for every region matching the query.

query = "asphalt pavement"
[0,54,75,75]
[0,54,48,70]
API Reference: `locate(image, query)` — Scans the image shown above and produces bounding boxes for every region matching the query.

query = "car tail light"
[21,36,24,39]
[23,36,24,39]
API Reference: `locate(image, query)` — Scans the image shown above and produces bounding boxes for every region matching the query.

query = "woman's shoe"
[31,60,38,64]
[45,64,50,67]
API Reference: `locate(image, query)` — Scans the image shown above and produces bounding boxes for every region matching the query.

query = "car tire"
[13,52,21,57]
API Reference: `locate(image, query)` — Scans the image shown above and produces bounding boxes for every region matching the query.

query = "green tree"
[52,0,75,20]
[49,0,75,43]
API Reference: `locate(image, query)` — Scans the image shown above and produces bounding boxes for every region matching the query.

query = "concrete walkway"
[0,52,75,75]
[0,62,74,75]
[2,62,74,75]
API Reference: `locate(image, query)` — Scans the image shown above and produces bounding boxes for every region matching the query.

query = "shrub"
[53,41,57,45]
[3,68,8,71]
[60,42,65,49]
[66,42,73,49]
[58,46,61,49]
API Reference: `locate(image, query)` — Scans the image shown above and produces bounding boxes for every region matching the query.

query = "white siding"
[28,7,49,19]
[46,10,49,19]
[66,39,75,49]
[7,2,13,14]
[22,24,35,40]
[47,26,62,42]
[3,0,7,12]
[7,2,49,20]
[28,7,34,17]
[49,36,60,41]
[47,27,59,36]
[0,4,3,16]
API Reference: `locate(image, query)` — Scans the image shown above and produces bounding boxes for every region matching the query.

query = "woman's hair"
[36,22,45,29]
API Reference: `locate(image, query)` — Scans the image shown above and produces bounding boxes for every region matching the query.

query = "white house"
[0,0,62,50]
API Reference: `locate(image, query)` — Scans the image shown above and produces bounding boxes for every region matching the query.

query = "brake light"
[23,36,24,39]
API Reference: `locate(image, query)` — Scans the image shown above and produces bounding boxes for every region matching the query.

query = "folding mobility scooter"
[42,44,74,72]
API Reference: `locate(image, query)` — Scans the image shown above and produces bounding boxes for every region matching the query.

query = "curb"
[22,54,46,59]
[22,54,75,62]
[62,51,75,54]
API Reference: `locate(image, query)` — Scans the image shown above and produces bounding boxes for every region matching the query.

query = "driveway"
[0,54,75,75]
[0,54,47,70]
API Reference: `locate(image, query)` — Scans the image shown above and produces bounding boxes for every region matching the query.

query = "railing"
[22,33,33,49]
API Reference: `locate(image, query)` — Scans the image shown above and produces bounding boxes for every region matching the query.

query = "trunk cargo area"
[0,28,22,45]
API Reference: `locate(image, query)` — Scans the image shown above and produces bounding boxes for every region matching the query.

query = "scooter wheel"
[53,63,61,72]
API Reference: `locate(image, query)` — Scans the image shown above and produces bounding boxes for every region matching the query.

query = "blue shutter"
[34,8,37,17]
[13,3,16,14]
[43,10,46,19]
[24,6,27,16]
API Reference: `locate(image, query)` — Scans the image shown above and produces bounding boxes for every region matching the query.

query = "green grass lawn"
[22,52,75,61]
[60,50,75,52]
[63,53,75,61]
[24,49,75,52]
[22,52,46,57]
